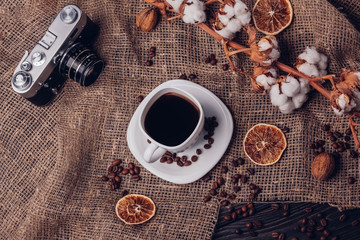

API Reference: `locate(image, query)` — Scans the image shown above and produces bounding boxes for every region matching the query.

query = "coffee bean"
[245,222,253,229]
[129,169,135,175]
[241,205,247,212]
[221,166,228,174]
[331,236,338,240]
[344,135,351,142]
[253,220,262,228]
[189,74,197,80]
[352,219,359,226]
[234,228,242,235]
[191,155,198,162]
[332,142,339,149]
[172,157,179,162]
[310,143,317,149]
[235,208,242,215]
[300,217,307,225]
[320,218,327,226]
[121,169,129,175]
[203,195,211,202]
[231,211,237,220]
[330,135,337,142]
[112,166,119,173]
[147,51,155,58]
[184,160,192,166]
[279,233,285,240]
[305,207,312,213]
[209,54,215,60]
[241,175,248,184]
[209,189,217,196]
[345,128,352,135]
[196,149,202,155]
[345,142,351,149]
[348,176,355,184]
[110,183,116,191]
[108,172,116,178]
[249,231,258,237]
[317,140,325,146]
[231,177,238,184]
[271,203,280,210]
[178,73,187,80]
[147,139,151,144]
[160,157,167,163]
[326,131,333,136]
[177,160,184,167]
[300,226,306,232]
[249,183,256,190]
[228,194,236,200]
[212,182,219,189]
[282,126,290,133]
[204,134,210,140]
[112,159,122,166]
[242,212,248,218]
[219,191,227,198]
[205,56,211,64]
[204,144,211,149]
[334,131,343,138]
[316,226,325,232]
[145,60,153,66]
[128,163,135,169]
[323,229,330,237]
[308,218,316,226]
[350,150,359,158]
[224,215,232,221]
[283,211,289,217]
[271,232,279,238]
[322,124,330,131]
[131,174,141,181]
[134,166,140,174]
[114,176,121,182]
[222,64,229,71]
[248,208,255,216]
[208,138,214,144]
[317,147,325,153]
[320,236,326,240]
[247,168,255,175]
[107,166,114,173]
[202,174,211,182]
[217,177,225,185]
[339,213,347,222]
[220,200,230,206]
[233,186,240,192]
[166,158,173,164]
[233,174,241,179]
[149,46,156,52]
[283,204,289,211]
[231,160,239,167]
[101,175,109,181]
[210,59,217,65]
[291,237,298,240]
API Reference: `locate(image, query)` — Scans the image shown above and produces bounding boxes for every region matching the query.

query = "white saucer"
[126,80,233,184]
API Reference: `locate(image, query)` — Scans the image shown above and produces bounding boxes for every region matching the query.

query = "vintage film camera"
[11,5,104,106]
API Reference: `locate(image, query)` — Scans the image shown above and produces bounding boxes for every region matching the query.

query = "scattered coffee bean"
[204,144,211,149]
[242,212,249,218]
[249,183,257,190]
[241,175,248,184]
[112,166,119,173]
[352,219,359,227]
[283,204,289,211]
[224,215,232,221]
[184,160,192,166]
[231,160,239,167]
[291,237,298,240]
[117,166,123,173]
[196,149,202,155]
[317,147,325,153]
[271,232,279,238]
[191,155,198,162]
[131,174,141,181]
[247,168,255,175]
[108,166,114,173]
[166,158,173,164]
[220,200,230,206]
[134,166,140,174]
[330,135,337,142]
[209,54,215,60]
[279,233,285,240]
[149,46,156,52]
[345,128,352,135]
[334,131,343,138]
[148,51,155,58]
[245,222,253,229]
[203,195,211,203]
[326,131,333,136]
[228,193,236,200]
[231,211,237,220]
[212,182,219,189]
[209,189,217,196]
[178,73,187,80]
[108,172,116,178]
[235,208,242,215]
[233,174,241,179]
[316,226,325,232]
[308,218,316,226]
[202,174,211,182]
[241,205,247,212]
[208,138,214,144]
[344,135,351,142]
[283,211,289,217]
[210,59,217,65]
[238,157,245,165]
[121,169,129,175]
[222,64,229,71]
[253,220,262,228]
[221,166,228,174]
[282,126,290,133]
[350,150,359,158]
[189,74,197,80]
[145,60,153,66]
[160,157,167,163]
[323,229,330,237]
[348,176,355,184]
[248,208,255,216]
[129,169,135,175]
[331,236,338,240]
[305,207,312,213]
[300,217,307,225]
[177,160,184,167]
[332,142,339,149]
[231,177,238,184]
[217,177,225,185]
[320,218,327,226]
[101,175,109,181]
[233,186,240,192]
[128,163,135,169]
[322,124,330,131]
[320,236,326,240]
[111,159,122,166]
[219,191,227,198]
[339,213,347,222]
[271,203,280,210]
[300,226,306,232]
[181,156,187,161]
[121,189,128,197]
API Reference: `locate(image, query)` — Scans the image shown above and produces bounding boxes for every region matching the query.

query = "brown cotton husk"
[253,65,277,78]
[294,58,306,70]
[330,90,343,110]
[247,26,276,66]
[334,68,360,96]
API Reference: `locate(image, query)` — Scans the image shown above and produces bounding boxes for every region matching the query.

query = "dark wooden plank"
[213,202,360,240]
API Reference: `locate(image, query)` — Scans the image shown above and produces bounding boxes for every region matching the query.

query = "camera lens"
[59,42,104,86]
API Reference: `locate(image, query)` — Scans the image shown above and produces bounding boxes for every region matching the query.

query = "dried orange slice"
[243,123,287,165]
[115,194,156,225]
[252,0,293,35]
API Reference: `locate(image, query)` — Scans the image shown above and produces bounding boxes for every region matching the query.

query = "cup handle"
[143,143,166,163]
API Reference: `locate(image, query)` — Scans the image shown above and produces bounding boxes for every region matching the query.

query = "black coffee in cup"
[144,92,200,146]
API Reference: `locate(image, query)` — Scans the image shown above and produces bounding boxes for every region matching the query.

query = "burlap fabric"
[0,0,359,239]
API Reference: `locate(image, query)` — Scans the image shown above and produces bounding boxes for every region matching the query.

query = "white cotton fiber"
[281,76,300,97]
[332,107,344,116]
[269,48,280,60]
[298,46,321,64]
[292,93,308,108]
[299,78,311,94]
[218,14,230,26]
[223,4,235,18]
[215,27,235,39]
[333,94,357,115]
[270,84,289,106]
[258,41,272,51]
[256,74,276,91]
[166,0,183,12]
[267,67,278,78]
[226,18,242,33]
[279,100,296,114]
[319,69,327,76]
[182,0,206,24]
[297,62,320,77]
[355,72,360,80]
[318,53,328,70]
[270,38,279,48]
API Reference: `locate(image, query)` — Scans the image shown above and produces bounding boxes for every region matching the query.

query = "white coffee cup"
[139,87,204,163]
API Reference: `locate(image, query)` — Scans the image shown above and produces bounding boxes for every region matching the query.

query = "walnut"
[311,153,335,181]
[136,7,158,32]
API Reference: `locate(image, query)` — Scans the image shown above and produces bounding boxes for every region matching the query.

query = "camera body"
[11,5,104,106]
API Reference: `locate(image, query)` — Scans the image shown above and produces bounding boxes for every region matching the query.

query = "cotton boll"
[234,0,251,25]
[258,41,272,51]
[337,94,356,112]
[352,90,360,111]
[226,18,242,33]
[270,84,289,106]
[332,106,344,116]
[318,53,328,70]
[298,46,321,64]
[279,100,296,114]
[256,74,276,91]
[354,72,360,80]
[297,62,320,77]
[218,14,230,26]
[182,0,206,24]
[270,38,279,48]
[299,78,311,94]
[319,69,327,76]
[281,76,300,97]
[262,59,272,65]
[166,0,183,12]
[215,27,235,39]
[267,67,278,78]
[236,12,251,26]
[222,4,235,18]
[292,92,308,108]
[269,48,280,61]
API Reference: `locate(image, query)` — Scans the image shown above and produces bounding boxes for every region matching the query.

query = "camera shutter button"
[60,6,78,24]
[12,72,32,90]
[32,52,46,66]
